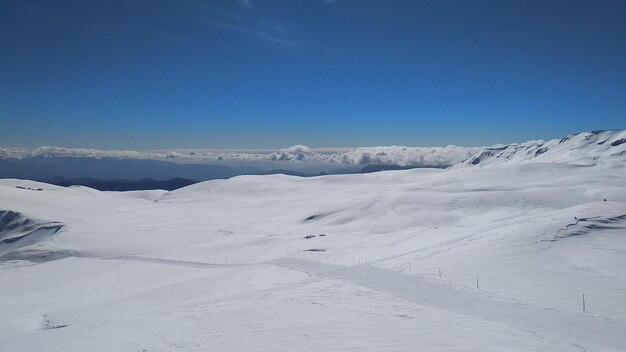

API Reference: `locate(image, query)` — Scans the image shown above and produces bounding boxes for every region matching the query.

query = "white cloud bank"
[0,145,482,167]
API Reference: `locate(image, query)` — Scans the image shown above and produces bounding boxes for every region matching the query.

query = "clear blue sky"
[1,0,625,149]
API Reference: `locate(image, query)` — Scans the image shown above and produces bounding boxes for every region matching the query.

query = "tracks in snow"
[103,255,241,269]
[269,258,626,351]
[107,255,626,351]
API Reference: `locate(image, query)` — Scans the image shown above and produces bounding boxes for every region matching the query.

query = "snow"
[1,130,626,351]
[456,129,626,167]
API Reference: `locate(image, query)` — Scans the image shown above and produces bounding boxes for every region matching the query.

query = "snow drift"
[0,210,63,258]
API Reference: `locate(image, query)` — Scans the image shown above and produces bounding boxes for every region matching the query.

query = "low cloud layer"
[337,146,481,167]
[0,145,481,168]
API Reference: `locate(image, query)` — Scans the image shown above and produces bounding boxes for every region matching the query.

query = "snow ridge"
[457,129,626,167]
[0,210,63,258]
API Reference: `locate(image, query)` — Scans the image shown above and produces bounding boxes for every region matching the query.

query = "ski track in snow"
[268,258,626,350]
[103,254,626,351]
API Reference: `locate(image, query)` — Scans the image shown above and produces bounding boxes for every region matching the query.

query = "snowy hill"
[1,131,626,351]
[457,129,626,167]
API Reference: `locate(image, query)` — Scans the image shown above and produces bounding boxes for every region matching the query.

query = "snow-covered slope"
[1,131,626,351]
[457,129,626,167]
[0,210,63,258]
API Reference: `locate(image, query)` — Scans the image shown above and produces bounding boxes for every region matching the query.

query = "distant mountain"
[359,164,446,173]
[36,166,442,191]
[42,172,323,191]
[457,129,626,167]
[252,169,333,177]
[0,156,434,189]
[0,157,243,181]
[43,177,198,191]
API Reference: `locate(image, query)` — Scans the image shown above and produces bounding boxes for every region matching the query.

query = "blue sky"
[1,0,625,149]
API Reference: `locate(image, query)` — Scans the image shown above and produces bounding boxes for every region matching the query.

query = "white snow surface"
[457,129,626,167]
[1,131,626,351]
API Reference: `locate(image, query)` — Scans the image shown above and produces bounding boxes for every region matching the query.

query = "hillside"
[457,129,626,167]
[1,131,625,351]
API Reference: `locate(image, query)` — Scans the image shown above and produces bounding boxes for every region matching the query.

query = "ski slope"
[1,130,625,351]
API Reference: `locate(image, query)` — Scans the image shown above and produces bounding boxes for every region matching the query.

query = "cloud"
[218,19,298,47]
[202,15,298,47]
[237,0,254,9]
[0,144,481,167]
[155,0,298,48]
[204,1,299,47]
[281,145,311,154]
[335,146,481,167]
